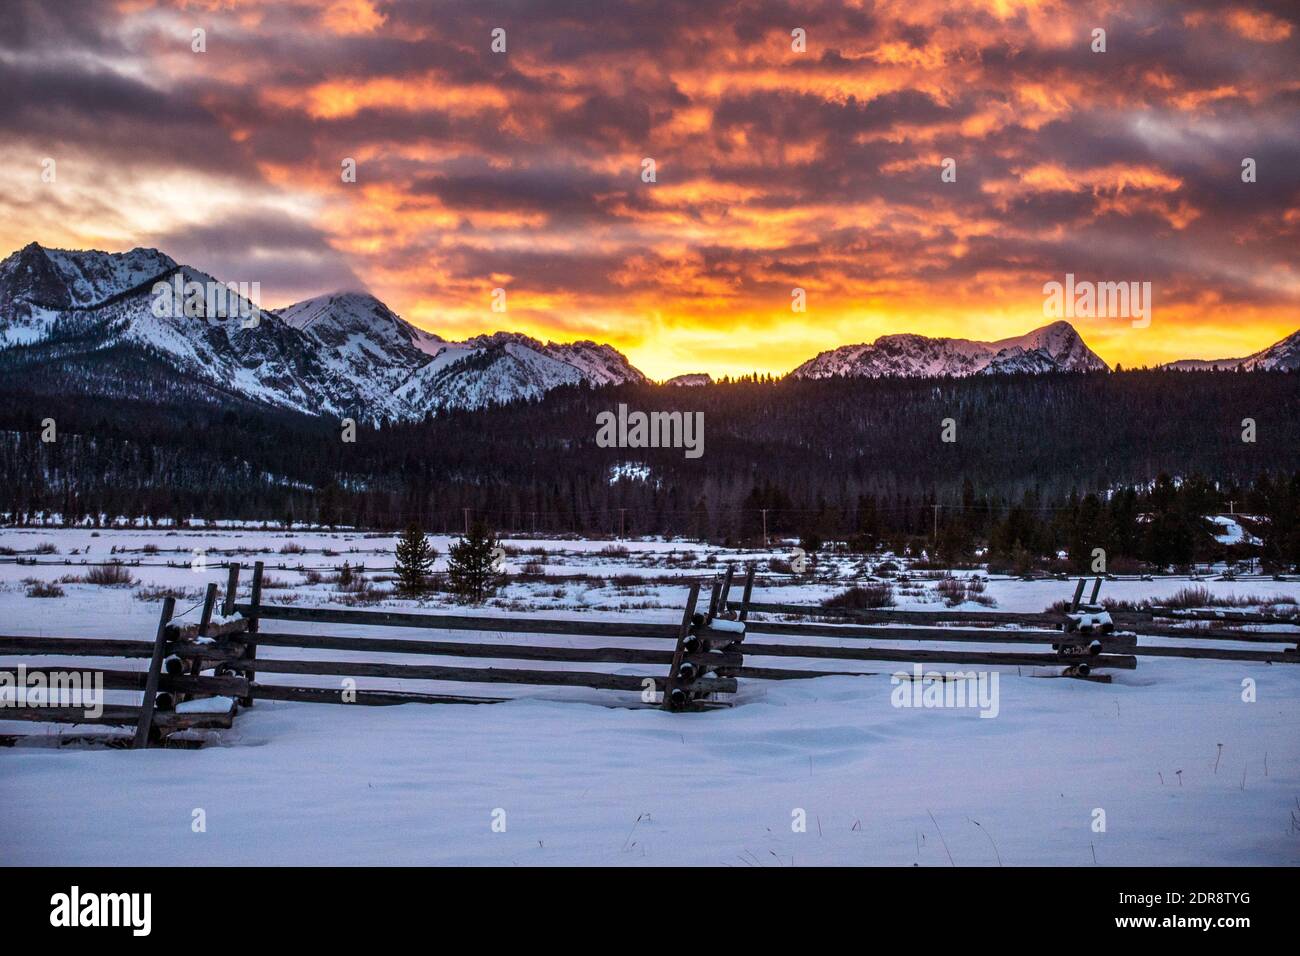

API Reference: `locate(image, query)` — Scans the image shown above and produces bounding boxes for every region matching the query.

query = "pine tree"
[447,519,504,603]
[394,522,436,593]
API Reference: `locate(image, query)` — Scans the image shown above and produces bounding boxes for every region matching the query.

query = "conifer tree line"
[2,369,1299,567]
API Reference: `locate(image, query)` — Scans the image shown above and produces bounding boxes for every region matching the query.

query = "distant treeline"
[2,368,1300,568]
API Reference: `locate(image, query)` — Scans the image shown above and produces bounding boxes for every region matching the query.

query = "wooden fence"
[2,567,1296,748]
[738,576,1300,666]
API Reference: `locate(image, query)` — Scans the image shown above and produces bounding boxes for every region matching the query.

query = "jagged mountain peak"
[791,320,1108,380]
[1,243,179,342]
[0,242,651,420]
[278,289,445,357]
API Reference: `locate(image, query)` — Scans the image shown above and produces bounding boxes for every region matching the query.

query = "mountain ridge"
[790,320,1110,379]
[1161,330,1300,372]
[4,243,1297,422]
[0,243,647,419]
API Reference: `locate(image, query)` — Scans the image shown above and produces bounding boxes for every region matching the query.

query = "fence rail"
[3,569,1297,748]
[735,577,1300,666]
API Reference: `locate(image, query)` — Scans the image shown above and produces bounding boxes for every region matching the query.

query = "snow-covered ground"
[1,528,1298,866]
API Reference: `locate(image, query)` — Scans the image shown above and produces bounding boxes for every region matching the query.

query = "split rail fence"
[2,566,1296,748]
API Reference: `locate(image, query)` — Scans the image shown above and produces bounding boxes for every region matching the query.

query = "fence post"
[180,582,219,703]
[718,565,735,616]
[1069,578,1086,613]
[223,562,241,617]
[198,581,218,635]
[662,581,702,711]
[240,561,263,707]
[132,596,176,749]
[738,565,756,622]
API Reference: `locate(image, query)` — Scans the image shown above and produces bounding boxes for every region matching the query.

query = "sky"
[1,0,1297,379]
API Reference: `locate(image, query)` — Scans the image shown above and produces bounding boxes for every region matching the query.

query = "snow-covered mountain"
[664,373,713,386]
[1161,330,1300,372]
[0,243,647,419]
[391,331,648,413]
[790,321,1109,379]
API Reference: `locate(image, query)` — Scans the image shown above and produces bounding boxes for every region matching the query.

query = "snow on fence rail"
[3,570,1297,749]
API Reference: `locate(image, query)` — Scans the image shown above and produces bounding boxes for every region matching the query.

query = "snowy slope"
[393,332,647,412]
[791,321,1109,379]
[279,291,445,358]
[275,291,449,417]
[274,301,646,415]
[1209,515,1262,546]
[1162,329,1300,372]
[0,527,1297,866]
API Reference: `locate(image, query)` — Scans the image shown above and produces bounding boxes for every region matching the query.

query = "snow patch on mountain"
[790,321,1109,379]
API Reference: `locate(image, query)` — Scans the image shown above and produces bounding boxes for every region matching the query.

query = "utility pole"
[463,508,470,536]
[932,504,940,543]
[760,508,769,546]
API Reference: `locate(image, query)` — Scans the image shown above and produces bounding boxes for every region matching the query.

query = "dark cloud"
[149,215,364,306]
[0,0,1297,366]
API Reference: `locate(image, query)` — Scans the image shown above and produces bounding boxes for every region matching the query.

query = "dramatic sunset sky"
[1,0,1297,378]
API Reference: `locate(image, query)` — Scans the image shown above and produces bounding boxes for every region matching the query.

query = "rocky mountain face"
[1162,330,1300,372]
[790,321,1109,379]
[0,243,647,419]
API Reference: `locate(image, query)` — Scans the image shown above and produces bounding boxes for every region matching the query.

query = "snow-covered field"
[1,528,1298,866]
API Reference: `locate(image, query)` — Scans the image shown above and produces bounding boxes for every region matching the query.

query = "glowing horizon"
[2,0,1297,379]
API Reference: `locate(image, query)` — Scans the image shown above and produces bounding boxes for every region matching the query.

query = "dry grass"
[822,583,895,609]
[134,585,194,602]
[1164,586,1296,610]
[82,563,136,586]
[933,575,991,608]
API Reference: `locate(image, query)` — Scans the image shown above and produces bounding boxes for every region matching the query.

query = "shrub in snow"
[84,562,135,587]
[823,583,895,609]
[333,562,369,592]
